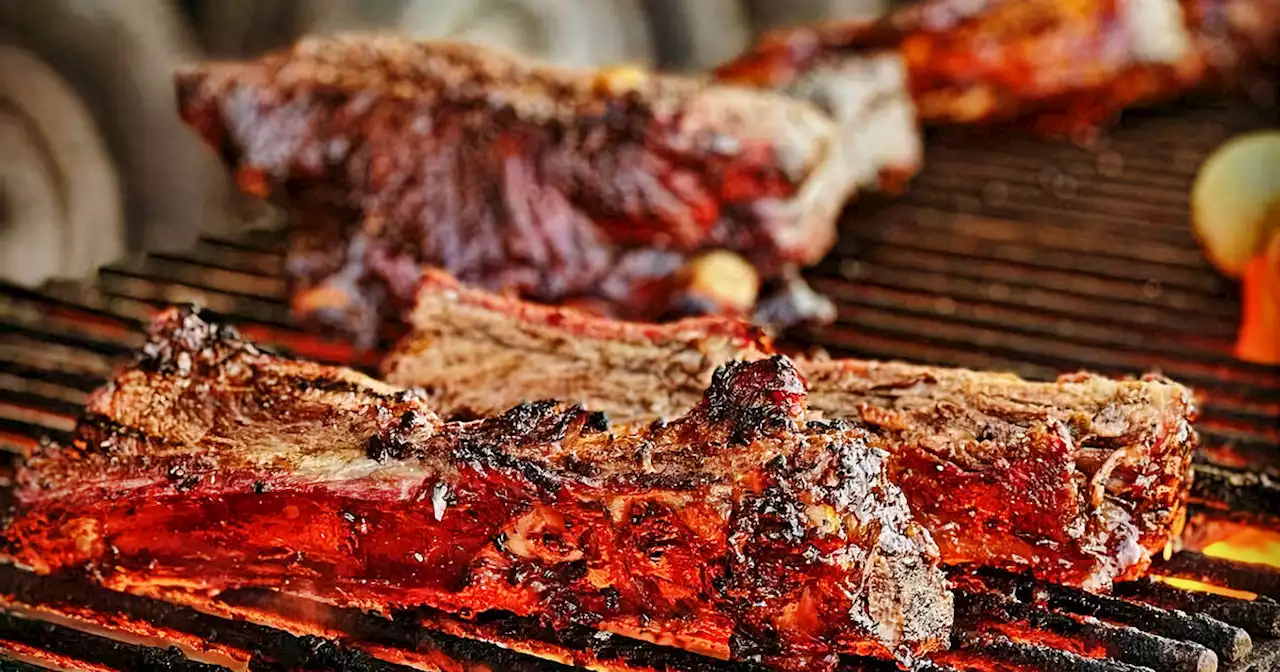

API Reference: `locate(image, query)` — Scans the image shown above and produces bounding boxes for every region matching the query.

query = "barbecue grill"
[1,96,1278,671]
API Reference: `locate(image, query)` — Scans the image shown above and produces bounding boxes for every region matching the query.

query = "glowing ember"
[1155,576,1257,600]
[1155,526,1280,598]
[1201,528,1280,569]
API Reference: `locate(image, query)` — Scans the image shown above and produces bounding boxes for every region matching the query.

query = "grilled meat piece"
[715,0,1280,136]
[4,307,953,672]
[175,36,862,347]
[383,270,775,423]
[383,274,1199,590]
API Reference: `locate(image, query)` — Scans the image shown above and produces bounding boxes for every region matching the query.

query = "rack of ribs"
[714,0,1280,136]
[174,36,890,347]
[383,272,1199,591]
[3,307,954,672]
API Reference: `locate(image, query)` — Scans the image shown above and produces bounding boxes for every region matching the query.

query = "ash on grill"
[1,99,1279,671]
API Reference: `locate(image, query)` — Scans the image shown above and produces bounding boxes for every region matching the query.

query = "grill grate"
[1,97,1279,670]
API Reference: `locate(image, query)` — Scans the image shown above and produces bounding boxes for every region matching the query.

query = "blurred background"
[0,0,894,288]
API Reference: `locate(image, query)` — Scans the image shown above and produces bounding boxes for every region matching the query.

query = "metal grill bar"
[956,591,1217,672]
[0,658,53,672]
[1190,465,1280,520]
[0,613,225,672]
[947,631,1152,672]
[0,565,561,672]
[1113,580,1280,638]
[968,569,1255,664]
[1155,553,1280,601]
[1234,639,1280,672]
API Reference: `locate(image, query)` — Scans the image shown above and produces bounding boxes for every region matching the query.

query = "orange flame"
[1201,527,1280,569]
[1156,526,1280,599]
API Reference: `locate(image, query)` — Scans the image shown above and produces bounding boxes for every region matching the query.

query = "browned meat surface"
[174,36,869,347]
[715,0,1280,136]
[383,278,1199,590]
[382,270,775,423]
[3,307,953,672]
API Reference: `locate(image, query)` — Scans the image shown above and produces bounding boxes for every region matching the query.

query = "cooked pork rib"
[384,275,1199,590]
[175,36,868,346]
[715,0,1280,136]
[5,307,953,672]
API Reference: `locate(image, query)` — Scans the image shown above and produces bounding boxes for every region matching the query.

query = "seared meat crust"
[6,307,952,672]
[385,277,1199,590]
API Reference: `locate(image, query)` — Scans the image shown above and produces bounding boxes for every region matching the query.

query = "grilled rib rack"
[1,97,1279,671]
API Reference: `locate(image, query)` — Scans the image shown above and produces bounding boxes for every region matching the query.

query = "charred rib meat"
[715,0,1280,136]
[176,36,859,346]
[383,276,1199,590]
[4,307,953,672]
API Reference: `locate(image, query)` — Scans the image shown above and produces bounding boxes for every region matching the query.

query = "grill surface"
[0,96,1278,671]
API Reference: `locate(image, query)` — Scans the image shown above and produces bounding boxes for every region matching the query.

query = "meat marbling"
[4,307,953,672]
[384,273,1199,591]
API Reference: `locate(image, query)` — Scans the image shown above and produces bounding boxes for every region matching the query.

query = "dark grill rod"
[0,565,560,672]
[103,257,286,301]
[147,250,283,282]
[0,658,53,672]
[814,258,1245,362]
[1189,466,1280,522]
[178,243,284,279]
[822,226,1226,318]
[0,323,135,361]
[0,281,142,333]
[0,418,70,452]
[854,203,1211,269]
[812,288,1244,391]
[922,152,1197,196]
[200,231,288,255]
[0,612,226,672]
[815,309,1279,396]
[835,219,1229,296]
[971,570,1254,664]
[814,267,1239,359]
[909,165,1199,213]
[0,390,85,420]
[948,631,1153,672]
[0,361,104,394]
[1230,639,1280,672]
[1112,581,1280,638]
[912,154,1199,203]
[956,592,1217,672]
[96,269,292,325]
[904,192,1208,247]
[1154,553,1280,601]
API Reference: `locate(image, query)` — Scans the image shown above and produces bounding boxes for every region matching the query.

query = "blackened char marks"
[366,409,433,461]
[7,311,952,672]
[678,355,808,446]
[382,283,1199,590]
[134,304,258,375]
